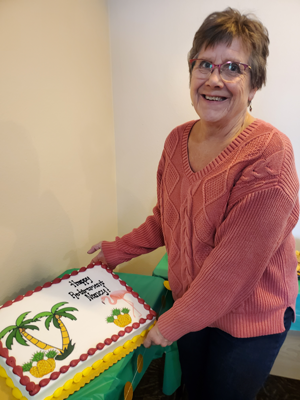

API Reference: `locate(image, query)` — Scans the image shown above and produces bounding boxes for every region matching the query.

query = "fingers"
[87,242,102,254]
[143,324,173,348]
[143,337,151,348]
[87,242,108,266]
[156,337,173,347]
[143,328,155,348]
[143,334,171,348]
[87,241,107,265]
[91,253,105,264]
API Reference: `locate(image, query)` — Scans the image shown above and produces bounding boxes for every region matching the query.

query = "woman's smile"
[204,95,226,100]
[201,94,228,102]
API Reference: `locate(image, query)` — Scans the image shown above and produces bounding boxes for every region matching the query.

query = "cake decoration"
[0,264,156,400]
[106,308,132,327]
[1,301,77,363]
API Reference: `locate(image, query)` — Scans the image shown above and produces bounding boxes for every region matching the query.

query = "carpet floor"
[133,356,300,400]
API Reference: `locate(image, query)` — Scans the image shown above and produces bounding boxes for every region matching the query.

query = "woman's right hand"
[87,241,108,265]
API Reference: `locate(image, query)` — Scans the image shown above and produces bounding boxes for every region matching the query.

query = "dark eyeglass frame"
[189,59,252,78]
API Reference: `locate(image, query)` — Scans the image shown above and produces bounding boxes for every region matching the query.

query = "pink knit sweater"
[102,119,299,342]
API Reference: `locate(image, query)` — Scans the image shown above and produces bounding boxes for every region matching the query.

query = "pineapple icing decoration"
[22,349,58,378]
[106,308,132,327]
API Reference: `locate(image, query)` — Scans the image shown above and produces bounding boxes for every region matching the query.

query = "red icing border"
[50,371,60,380]
[60,365,69,374]
[40,378,50,387]
[0,262,156,396]
[13,365,23,377]
[6,356,16,367]
[2,300,13,308]
[80,354,88,362]
[20,376,30,386]
[88,348,97,356]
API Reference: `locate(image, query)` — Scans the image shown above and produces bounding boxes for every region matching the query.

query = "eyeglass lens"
[193,61,246,81]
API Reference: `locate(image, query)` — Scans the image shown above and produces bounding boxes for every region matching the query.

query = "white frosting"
[0,265,155,399]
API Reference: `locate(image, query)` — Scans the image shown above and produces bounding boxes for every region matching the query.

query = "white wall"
[0,0,117,305]
[108,0,300,274]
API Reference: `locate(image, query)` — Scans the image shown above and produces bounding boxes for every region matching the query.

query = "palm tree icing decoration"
[33,301,78,357]
[0,302,77,361]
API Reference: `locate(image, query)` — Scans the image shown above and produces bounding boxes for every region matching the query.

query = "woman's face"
[190,38,257,127]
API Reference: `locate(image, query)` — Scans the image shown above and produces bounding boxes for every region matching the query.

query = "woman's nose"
[205,67,224,86]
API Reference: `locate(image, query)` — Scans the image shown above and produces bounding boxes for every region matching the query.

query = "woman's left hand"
[87,241,109,266]
[143,324,173,348]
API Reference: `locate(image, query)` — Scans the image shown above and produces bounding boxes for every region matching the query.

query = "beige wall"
[0,0,117,305]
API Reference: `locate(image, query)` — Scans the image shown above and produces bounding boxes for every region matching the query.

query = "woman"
[88,8,299,400]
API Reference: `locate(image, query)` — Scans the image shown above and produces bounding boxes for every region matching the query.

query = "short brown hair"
[188,8,269,89]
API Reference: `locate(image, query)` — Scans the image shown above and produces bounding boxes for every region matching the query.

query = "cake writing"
[69,276,93,287]
[68,278,111,301]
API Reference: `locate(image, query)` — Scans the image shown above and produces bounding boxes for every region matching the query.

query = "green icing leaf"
[22,325,39,331]
[0,325,16,340]
[16,311,31,326]
[58,312,77,321]
[57,307,78,313]
[15,329,28,347]
[55,340,75,361]
[45,315,53,330]
[32,351,44,362]
[53,318,60,330]
[33,311,52,321]
[51,302,68,314]
[22,318,35,325]
[22,362,32,372]
[46,349,58,359]
[6,330,16,350]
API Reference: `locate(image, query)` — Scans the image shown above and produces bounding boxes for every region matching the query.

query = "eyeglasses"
[189,59,251,82]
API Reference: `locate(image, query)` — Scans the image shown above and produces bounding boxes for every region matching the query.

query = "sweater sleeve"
[158,182,299,341]
[101,153,166,268]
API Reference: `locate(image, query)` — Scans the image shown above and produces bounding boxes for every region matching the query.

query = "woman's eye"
[199,60,212,69]
[227,63,241,73]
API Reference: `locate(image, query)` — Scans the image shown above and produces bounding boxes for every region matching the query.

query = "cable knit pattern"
[102,119,299,342]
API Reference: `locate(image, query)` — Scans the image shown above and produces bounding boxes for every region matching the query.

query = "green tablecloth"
[152,253,168,280]
[294,281,300,331]
[57,269,180,400]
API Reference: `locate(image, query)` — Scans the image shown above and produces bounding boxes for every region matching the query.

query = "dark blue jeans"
[177,307,294,400]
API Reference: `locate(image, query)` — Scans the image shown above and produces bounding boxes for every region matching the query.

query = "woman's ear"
[248,87,257,103]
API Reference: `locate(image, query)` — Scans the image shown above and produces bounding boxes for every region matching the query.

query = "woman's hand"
[87,241,108,265]
[143,324,173,348]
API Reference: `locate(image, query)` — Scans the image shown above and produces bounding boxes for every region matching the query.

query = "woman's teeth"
[204,95,226,101]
